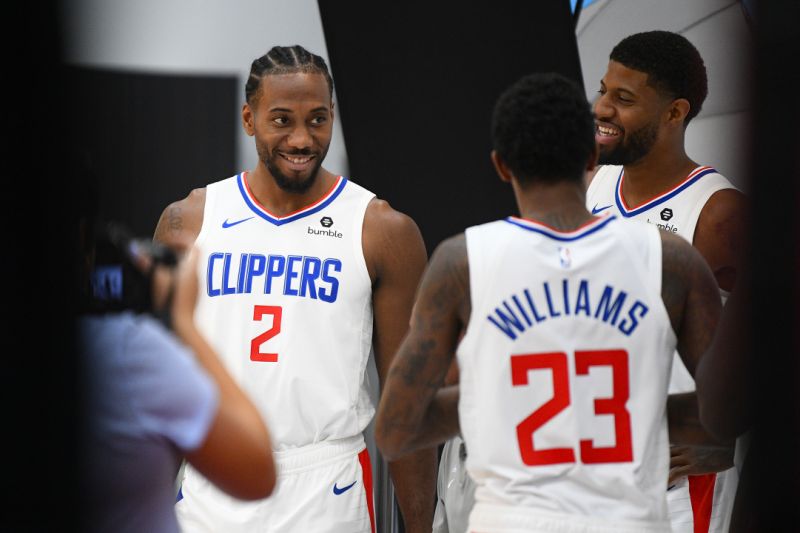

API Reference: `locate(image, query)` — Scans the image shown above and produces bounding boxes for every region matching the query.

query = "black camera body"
[88,223,177,314]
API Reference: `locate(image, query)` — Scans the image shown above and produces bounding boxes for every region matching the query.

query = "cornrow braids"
[245,45,334,105]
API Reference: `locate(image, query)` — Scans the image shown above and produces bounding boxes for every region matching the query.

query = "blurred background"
[5,0,795,531]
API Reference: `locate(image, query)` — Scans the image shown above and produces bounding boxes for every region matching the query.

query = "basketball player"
[152,45,435,533]
[585,30,747,533]
[375,72,723,533]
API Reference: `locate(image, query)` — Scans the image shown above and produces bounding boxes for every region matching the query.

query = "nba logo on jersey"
[558,246,572,268]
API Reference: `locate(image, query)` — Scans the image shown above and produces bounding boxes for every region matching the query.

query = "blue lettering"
[245,254,266,293]
[284,255,302,296]
[594,286,627,325]
[562,279,571,315]
[487,302,525,340]
[575,280,591,316]
[512,295,532,326]
[319,259,341,303]
[221,254,236,295]
[265,255,286,294]
[618,301,649,336]
[207,252,224,297]
[300,257,322,298]
[237,253,248,293]
[543,282,561,318]
[524,289,546,323]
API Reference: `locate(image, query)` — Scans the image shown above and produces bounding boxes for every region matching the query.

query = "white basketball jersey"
[458,216,676,532]
[192,172,376,449]
[587,164,735,393]
[586,165,739,533]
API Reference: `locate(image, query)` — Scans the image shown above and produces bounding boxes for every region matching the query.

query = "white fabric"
[179,173,376,531]
[586,164,739,533]
[458,216,675,531]
[177,436,373,533]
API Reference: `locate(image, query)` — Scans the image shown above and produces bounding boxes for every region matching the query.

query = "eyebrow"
[268,106,330,114]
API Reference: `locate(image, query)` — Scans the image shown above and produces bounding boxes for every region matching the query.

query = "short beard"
[256,142,325,194]
[598,121,658,166]
[266,157,322,194]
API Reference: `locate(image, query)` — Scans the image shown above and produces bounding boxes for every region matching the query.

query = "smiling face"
[243,72,333,193]
[593,60,670,166]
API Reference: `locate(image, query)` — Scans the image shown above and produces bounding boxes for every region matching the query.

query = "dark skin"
[590,59,745,477]
[375,151,724,465]
[154,72,435,532]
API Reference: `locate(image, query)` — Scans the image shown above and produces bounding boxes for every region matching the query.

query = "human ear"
[490,150,514,183]
[242,104,255,136]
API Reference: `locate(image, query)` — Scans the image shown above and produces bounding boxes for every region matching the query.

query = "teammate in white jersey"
[585,30,748,533]
[153,45,435,533]
[375,72,724,533]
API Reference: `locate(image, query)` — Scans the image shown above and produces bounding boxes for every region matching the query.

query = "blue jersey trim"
[615,167,717,217]
[237,173,349,226]
[505,215,616,241]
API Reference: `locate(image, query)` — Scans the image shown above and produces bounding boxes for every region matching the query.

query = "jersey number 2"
[511,349,632,465]
[251,305,282,362]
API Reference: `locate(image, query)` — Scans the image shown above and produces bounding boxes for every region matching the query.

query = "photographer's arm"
[171,249,276,500]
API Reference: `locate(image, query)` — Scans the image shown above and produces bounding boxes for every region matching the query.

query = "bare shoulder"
[363,198,423,242]
[153,187,206,254]
[698,188,748,229]
[362,198,427,281]
[693,188,749,291]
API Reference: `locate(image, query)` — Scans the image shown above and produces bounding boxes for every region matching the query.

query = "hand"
[668,444,735,485]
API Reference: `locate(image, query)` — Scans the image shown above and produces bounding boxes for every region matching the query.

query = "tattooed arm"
[374,233,470,460]
[152,188,206,254]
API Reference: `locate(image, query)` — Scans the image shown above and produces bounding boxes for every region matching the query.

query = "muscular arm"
[695,269,753,441]
[692,188,748,292]
[152,188,206,253]
[362,200,437,533]
[660,231,733,478]
[374,234,469,460]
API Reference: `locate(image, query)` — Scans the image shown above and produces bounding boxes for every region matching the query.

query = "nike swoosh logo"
[333,481,357,495]
[591,204,612,215]
[222,217,254,228]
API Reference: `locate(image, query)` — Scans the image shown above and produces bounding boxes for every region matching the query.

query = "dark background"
[65,66,238,238]
[3,1,797,531]
[318,0,584,254]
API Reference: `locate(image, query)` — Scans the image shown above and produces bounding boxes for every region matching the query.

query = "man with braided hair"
[585,30,747,533]
[154,44,435,533]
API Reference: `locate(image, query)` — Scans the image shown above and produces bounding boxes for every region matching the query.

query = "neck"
[247,163,337,216]
[513,179,593,231]
[621,137,697,204]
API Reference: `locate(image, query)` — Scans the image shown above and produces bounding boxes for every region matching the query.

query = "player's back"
[457,215,675,533]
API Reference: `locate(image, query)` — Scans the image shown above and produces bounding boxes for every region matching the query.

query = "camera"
[88,222,177,315]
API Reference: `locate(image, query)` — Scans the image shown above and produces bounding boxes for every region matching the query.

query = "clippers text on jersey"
[206,252,341,302]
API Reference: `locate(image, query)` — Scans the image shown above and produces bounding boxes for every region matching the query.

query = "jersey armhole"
[351,188,377,289]
[193,182,219,249]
